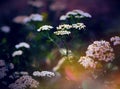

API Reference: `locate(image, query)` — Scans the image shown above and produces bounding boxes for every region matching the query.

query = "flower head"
[56,24,72,30]
[66,11,78,16]
[54,30,71,35]
[55,24,72,35]
[9,75,39,89]
[59,9,92,20]
[1,26,10,33]
[73,10,92,18]
[23,14,43,23]
[110,36,120,46]
[86,40,115,62]
[78,56,97,68]
[20,71,28,75]
[12,50,23,57]
[59,48,72,56]
[72,23,86,30]
[33,71,55,77]
[15,42,30,49]
[60,15,67,20]
[37,25,53,32]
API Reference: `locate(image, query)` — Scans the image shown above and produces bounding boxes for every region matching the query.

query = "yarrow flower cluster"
[78,40,115,69]
[33,71,55,77]
[23,14,43,23]
[59,48,72,56]
[110,36,120,46]
[86,40,115,62]
[56,24,72,30]
[54,24,72,35]
[60,9,92,20]
[73,10,92,18]
[13,42,30,57]
[72,23,86,30]
[0,26,10,33]
[0,60,14,79]
[54,30,71,35]
[0,67,8,79]
[12,50,23,57]
[37,25,53,32]
[15,42,30,49]
[54,23,86,35]
[78,56,97,69]
[13,71,28,78]
[20,71,29,75]
[9,75,39,89]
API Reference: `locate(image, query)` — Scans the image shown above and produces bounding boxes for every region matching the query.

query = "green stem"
[61,36,69,58]
[47,32,61,51]
[70,16,75,24]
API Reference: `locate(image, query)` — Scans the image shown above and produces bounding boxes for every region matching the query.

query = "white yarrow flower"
[23,14,43,23]
[37,25,53,32]
[60,15,67,20]
[1,26,10,33]
[59,9,92,20]
[72,23,86,30]
[15,42,30,49]
[20,71,29,75]
[12,50,23,57]
[66,11,78,16]
[59,48,72,56]
[33,71,55,77]
[54,30,71,35]
[56,24,72,30]
[73,10,92,18]
[30,14,43,21]
[110,36,120,46]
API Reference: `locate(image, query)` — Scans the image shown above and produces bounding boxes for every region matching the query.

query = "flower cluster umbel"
[79,40,115,69]
[33,71,55,77]
[110,36,120,46]
[9,75,39,89]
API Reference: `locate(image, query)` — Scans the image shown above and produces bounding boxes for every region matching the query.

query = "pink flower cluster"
[9,75,39,89]
[110,36,120,46]
[78,56,97,69]
[86,40,115,62]
[79,40,115,69]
